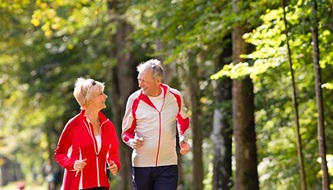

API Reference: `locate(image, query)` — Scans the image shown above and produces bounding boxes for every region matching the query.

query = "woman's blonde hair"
[73,77,105,108]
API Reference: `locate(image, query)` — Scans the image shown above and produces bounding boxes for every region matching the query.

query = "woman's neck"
[85,109,99,124]
[85,109,101,135]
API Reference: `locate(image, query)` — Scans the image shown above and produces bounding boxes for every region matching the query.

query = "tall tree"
[310,0,330,189]
[106,0,144,189]
[187,55,204,190]
[232,0,259,189]
[212,39,233,190]
[281,0,307,189]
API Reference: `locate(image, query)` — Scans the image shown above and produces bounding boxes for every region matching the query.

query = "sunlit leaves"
[32,0,108,39]
[322,82,333,90]
[211,3,318,80]
[317,154,333,189]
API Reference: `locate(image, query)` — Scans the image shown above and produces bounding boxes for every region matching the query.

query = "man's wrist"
[179,136,187,143]
[129,139,135,149]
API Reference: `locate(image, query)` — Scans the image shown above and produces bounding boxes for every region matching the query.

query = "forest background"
[1,0,333,189]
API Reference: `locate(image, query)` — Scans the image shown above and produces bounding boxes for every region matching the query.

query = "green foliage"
[1,0,116,184]
[1,0,333,189]
[214,0,333,189]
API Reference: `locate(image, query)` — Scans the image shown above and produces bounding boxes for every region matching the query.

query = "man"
[122,59,191,190]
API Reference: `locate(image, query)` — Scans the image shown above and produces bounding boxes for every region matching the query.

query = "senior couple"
[54,59,191,190]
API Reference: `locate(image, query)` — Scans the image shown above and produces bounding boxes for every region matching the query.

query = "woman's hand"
[107,160,118,176]
[73,158,87,171]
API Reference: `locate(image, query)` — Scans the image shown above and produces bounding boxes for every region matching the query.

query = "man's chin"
[141,90,147,95]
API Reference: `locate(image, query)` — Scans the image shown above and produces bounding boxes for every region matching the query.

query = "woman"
[55,77,121,190]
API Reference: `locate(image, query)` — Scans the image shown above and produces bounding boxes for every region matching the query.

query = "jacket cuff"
[128,139,135,149]
[179,135,187,143]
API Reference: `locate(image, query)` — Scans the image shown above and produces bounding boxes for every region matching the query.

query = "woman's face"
[87,87,108,110]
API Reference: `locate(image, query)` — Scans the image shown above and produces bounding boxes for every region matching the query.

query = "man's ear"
[156,76,162,84]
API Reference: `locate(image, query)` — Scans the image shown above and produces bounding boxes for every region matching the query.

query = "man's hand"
[132,137,144,149]
[180,141,190,155]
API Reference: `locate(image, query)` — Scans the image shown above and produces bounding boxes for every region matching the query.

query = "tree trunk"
[232,77,258,190]
[311,1,330,189]
[106,1,139,189]
[281,0,307,189]
[212,40,233,190]
[187,56,204,190]
[232,0,259,189]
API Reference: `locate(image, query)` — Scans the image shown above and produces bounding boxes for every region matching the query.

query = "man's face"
[137,69,161,97]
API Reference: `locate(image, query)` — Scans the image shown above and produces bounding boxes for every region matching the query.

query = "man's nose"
[138,80,143,87]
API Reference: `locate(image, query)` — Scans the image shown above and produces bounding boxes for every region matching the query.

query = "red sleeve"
[121,95,139,147]
[177,116,190,136]
[171,90,190,136]
[54,119,76,170]
[107,124,121,171]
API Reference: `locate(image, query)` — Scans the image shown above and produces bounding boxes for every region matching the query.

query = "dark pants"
[132,165,178,190]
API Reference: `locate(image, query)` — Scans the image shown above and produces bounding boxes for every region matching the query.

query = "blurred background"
[1,0,333,189]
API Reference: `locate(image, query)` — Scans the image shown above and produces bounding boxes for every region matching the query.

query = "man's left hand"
[180,141,190,155]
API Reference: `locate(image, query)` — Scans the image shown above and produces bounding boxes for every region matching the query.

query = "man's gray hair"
[137,59,164,79]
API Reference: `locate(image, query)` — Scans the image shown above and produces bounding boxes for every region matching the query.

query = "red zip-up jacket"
[54,110,121,190]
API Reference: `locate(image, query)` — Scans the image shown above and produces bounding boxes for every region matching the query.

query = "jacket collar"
[138,83,169,108]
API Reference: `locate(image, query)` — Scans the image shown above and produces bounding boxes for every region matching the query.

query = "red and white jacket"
[54,110,121,190]
[122,84,190,167]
